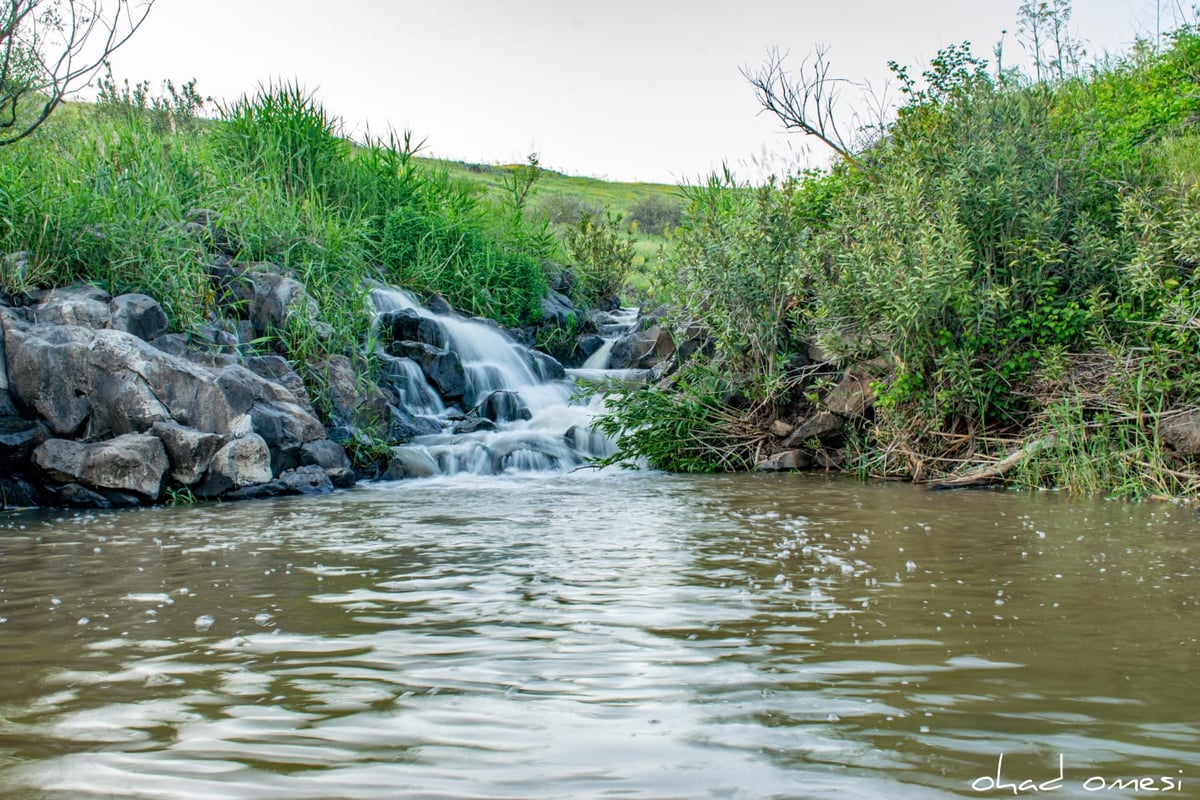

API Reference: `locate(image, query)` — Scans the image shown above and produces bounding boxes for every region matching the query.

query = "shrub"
[627,194,683,235]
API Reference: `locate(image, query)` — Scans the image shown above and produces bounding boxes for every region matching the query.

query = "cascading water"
[369,288,636,477]
[580,307,640,370]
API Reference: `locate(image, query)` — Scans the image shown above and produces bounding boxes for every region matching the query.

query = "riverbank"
[597,19,1200,500]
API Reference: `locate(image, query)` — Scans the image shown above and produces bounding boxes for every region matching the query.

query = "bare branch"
[0,0,155,146]
[742,46,872,176]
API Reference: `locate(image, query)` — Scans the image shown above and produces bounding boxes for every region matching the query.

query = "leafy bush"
[563,210,635,306]
[627,194,683,235]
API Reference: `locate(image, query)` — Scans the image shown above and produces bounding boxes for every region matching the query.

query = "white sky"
[104,0,1168,184]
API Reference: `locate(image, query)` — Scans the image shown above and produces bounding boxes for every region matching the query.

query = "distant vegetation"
[600,6,1200,497]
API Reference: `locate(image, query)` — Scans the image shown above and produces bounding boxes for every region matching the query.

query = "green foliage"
[215,82,349,200]
[563,209,635,306]
[0,74,558,360]
[593,365,765,472]
[95,63,209,134]
[602,12,1200,497]
[664,169,809,382]
[627,194,683,235]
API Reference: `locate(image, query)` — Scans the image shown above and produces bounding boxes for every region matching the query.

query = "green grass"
[421,157,681,285]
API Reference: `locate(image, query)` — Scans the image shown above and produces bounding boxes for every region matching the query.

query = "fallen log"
[925,436,1056,490]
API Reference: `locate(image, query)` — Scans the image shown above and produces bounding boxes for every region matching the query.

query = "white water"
[368,288,630,476]
[580,307,641,369]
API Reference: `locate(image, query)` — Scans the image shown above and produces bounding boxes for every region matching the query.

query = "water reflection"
[0,473,1196,798]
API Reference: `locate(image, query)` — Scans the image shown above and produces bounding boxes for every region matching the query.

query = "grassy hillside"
[419,157,681,297]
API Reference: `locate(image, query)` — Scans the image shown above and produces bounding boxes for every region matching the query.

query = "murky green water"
[0,472,1196,799]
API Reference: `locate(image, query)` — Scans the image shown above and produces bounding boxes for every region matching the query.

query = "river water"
[0,473,1196,799]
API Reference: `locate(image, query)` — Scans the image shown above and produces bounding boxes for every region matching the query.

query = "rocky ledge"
[0,285,354,509]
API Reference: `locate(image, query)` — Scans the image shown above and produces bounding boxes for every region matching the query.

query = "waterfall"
[368,287,636,477]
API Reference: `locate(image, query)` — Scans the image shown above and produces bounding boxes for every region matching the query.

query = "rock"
[275,465,334,495]
[389,341,467,401]
[187,322,240,354]
[479,390,531,423]
[80,434,169,499]
[245,355,314,409]
[108,294,169,341]
[635,326,676,369]
[576,334,605,360]
[32,438,86,483]
[770,420,794,438]
[539,290,580,328]
[149,333,188,357]
[389,405,443,441]
[424,294,453,316]
[384,446,440,479]
[227,465,333,500]
[48,483,113,508]
[300,439,355,488]
[549,268,576,295]
[0,422,43,465]
[783,411,843,447]
[381,308,446,349]
[608,326,674,370]
[151,420,227,485]
[315,354,392,431]
[1160,410,1200,456]
[196,434,273,497]
[184,208,235,253]
[0,309,28,422]
[526,349,566,381]
[756,450,813,471]
[249,267,316,333]
[35,434,169,500]
[824,365,882,419]
[452,416,496,434]
[0,475,38,509]
[7,324,95,436]
[32,285,111,328]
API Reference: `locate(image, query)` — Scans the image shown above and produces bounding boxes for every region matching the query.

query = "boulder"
[151,420,227,485]
[384,446,440,479]
[1160,410,1200,456]
[380,308,446,349]
[389,340,467,401]
[251,271,312,332]
[7,324,97,436]
[32,438,86,484]
[576,334,605,361]
[300,439,355,488]
[782,411,843,448]
[539,290,580,328]
[108,294,169,341]
[226,465,333,500]
[388,405,442,442]
[80,435,169,499]
[756,450,813,472]
[34,434,169,500]
[32,285,111,329]
[316,354,392,431]
[479,390,531,423]
[196,434,273,497]
[823,363,884,419]
[608,327,673,370]
[526,350,566,381]
[245,355,314,410]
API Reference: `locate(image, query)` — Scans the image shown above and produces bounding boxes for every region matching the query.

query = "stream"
[0,473,1196,799]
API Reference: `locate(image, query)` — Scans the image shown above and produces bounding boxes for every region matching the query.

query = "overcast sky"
[105,0,1168,184]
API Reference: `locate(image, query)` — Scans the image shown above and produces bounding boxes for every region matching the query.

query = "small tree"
[1,0,154,145]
